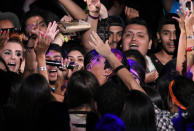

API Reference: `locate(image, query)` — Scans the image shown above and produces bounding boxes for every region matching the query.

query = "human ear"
[104,68,112,77]
[148,39,152,50]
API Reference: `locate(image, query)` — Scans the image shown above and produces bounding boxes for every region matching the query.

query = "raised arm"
[58,0,87,20]
[34,21,59,81]
[81,0,101,52]
[185,4,194,72]
[89,31,146,94]
[23,37,38,78]
[174,8,187,74]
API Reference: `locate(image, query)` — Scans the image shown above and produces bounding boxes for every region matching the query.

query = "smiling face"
[46,50,62,83]
[67,50,84,71]
[0,41,23,73]
[157,24,176,55]
[122,24,152,56]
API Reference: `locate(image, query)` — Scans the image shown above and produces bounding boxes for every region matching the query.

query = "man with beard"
[150,15,179,75]
[107,16,125,49]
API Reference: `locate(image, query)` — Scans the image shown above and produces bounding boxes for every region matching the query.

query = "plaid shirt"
[154,104,175,131]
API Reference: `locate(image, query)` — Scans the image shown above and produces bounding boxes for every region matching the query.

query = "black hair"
[16,73,54,121]
[125,0,141,11]
[0,11,21,28]
[108,16,125,28]
[22,8,48,33]
[125,17,152,40]
[0,56,9,72]
[46,43,64,58]
[40,101,70,131]
[0,69,21,106]
[156,13,180,56]
[143,85,164,110]
[171,76,194,122]
[66,44,86,58]
[94,79,126,116]
[84,50,111,70]
[124,50,146,87]
[121,90,157,131]
[157,13,180,33]
[156,68,178,110]
[64,70,99,110]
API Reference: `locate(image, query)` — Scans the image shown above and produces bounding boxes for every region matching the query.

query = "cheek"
[1,55,10,64]
[161,36,169,44]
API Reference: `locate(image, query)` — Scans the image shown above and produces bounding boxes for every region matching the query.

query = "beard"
[49,80,56,85]
[162,44,175,55]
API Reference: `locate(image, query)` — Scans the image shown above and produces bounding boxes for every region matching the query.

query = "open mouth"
[7,62,16,71]
[48,69,57,77]
[7,63,16,66]
[130,43,138,50]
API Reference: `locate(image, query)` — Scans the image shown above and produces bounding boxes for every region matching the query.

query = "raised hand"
[35,21,59,55]
[60,15,73,23]
[89,31,112,57]
[85,0,101,17]
[173,7,186,31]
[99,3,108,19]
[125,7,139,21]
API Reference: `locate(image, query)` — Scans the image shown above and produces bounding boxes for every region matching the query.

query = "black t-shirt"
[150,54,165,75]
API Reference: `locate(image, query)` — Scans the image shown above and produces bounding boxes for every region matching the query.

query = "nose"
[113,34,117,42]
[170,33,176,41]
[11,53,16,59]
[131,34,136,41]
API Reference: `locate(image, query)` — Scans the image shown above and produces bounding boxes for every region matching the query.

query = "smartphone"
[186,1,191,10]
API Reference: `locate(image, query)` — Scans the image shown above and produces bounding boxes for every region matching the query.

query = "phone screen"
[186,1,191,10]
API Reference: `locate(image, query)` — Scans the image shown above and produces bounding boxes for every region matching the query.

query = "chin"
[49,80,57,85]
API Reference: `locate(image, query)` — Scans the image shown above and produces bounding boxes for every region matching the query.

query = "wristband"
[114,65,126,73]
[88,14,99,19]
[26,46,34,50]
[186,46,194,52]
[187,35,194,39]
[59,33,69,43]
[39,66,47,71]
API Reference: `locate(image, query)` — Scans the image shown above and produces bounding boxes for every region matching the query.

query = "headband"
[169,80,187,110]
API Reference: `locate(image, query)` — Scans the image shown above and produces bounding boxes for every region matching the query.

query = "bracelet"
[187,35,194,39]
[114,65,126,73]
[59,33,69,43]
[186,46,194,52]
[88,14,99,19]
[39,66,47,71]
[26,46,34,51]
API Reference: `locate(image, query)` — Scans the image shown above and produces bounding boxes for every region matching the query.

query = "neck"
[156,50,173,65]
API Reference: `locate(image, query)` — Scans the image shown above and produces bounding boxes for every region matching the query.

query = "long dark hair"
[64,70,99,110]
[16,73,54,120]
[121,90,157,131]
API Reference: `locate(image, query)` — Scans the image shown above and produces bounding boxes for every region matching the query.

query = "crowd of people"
[0,0,194,130]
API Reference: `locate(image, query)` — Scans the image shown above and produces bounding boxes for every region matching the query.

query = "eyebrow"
[68,56,84,58]
[3,49,11,52]
[39,20,46,25]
